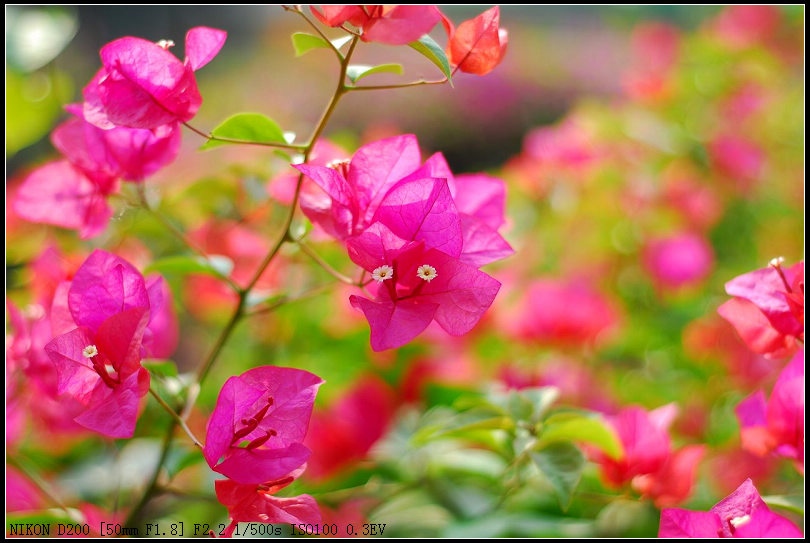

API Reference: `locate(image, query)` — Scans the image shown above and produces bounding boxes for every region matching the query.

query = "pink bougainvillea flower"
[65,249,178,359]
[56,105,182,184]
[710,5,781,49]
[311,5,441,45]
[6,468,45,512]
[736,349,804,471]
[214,466,321,538]
[83,26,226,130]
[13,160,114,239]
[13,106,181,238]
[347,228,501,351]
[592,404,704,507]
[305,376,395,479]
[45,307,151,437]
[203,366,324,484]
[509,278,619,347]
[708,135,764,193]
[294,134,512,267]
[622,22,680,101]
[445,6,508,76]
[718,259,804,358]
[642,232,714,289]
[267,139,347,206]
[659,478,802,538]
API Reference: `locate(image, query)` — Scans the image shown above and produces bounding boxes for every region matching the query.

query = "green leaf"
[762,495,805,516]
[291,31,329,56]
[408,34,453,85]
[346,63,404,83]
[530,442,586,511]
[538,414,623,460]
[166,447,205,479]
[414,407,514,443]
[144,254,233,279]
[143,359,178,378]
[201,113,285,150]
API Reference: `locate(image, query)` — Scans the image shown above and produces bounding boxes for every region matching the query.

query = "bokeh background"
[6,5,805,538]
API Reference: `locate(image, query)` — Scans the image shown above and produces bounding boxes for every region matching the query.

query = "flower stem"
[296,239,356,285]
[148,386,202,448]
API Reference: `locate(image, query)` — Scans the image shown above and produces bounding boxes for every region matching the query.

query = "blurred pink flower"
[708,135,764,193]
[710,5,781,49]
[736,349,804,472]
[510,278,619,347]
[305,376,395,479]
[83,26,226,129]
[659,478,802,537]
[623,22,681,102]
[203,366,323,484]
[592,404,704,507]
[311,5,441,45]
[642,232,714,289]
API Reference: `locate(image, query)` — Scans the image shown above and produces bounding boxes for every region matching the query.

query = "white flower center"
[82,344,98,358]
[417,264,438,282]
[372,265,394,283]
[156,39,175,50]
[730,515,751,528]
[768,256,785,267]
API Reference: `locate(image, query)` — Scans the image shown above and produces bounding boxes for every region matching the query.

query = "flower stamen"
[82,344,98,358]
[416,264,438,282]
[372,265,394,283]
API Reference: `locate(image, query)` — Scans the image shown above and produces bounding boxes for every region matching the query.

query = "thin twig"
[148,387,203,448]
[245,282,335,317]
[182,121,306,151]
[347,78,449,91]
[296,239,355,284]
[7,455,70,513]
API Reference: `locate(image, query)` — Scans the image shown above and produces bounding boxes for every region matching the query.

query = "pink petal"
[658,509,721,538]
[310,5,367,28]
[143,275,179,359]
[736,391,768,429]
[95,37,201,128]
[453,173,506,229]
[372,177,462,257]
[185,26,227,71]
[50,281,76,336]
[402,248,501,336]
[362,5,441,45]
[717,298,796,357]
[447,6,508,76]
[710,478,766,535]
[213,443,312,485]
[95,307,150,378]
[12,160,112,239]
[74,367,149,438]
[348,134,421,223]
[459,214,513,267]
[45,326,101,401]
[726,266,803,337]
[733,505,804,537]
[294,163,356,239]
[68,250,149,333]
[51,116,119,191]
[349,294,438,352]
[346,222,411,272]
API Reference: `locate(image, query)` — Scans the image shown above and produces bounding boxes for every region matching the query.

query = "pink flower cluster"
[294,134,513,350]
[203,366,324,537]
[42,250,178,437]
[13,27,226,238]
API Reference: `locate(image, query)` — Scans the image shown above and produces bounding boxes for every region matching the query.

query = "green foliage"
[201,113,286,150]
[346,63,404,83]
[409,34,454,84]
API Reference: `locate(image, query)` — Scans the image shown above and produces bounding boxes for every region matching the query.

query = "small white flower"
[769,256,785,268]
[372,265,394,283]
[416,264,438,282]
[729,515,751,529]
[82,344,98,358]
[156,39,175,50]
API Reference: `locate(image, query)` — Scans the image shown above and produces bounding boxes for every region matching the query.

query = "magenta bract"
[203,366,324,484]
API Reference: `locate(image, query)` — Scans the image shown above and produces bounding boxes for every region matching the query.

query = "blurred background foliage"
[6,5,805,538]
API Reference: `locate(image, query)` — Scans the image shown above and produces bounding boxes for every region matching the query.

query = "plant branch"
[347,77,449,91]
[284,5,344,59]
[124,421,175,529]
[182,121,306,150]
[245,282,335,317]
[149,387,202,448]
[7,455,70,513]
[295,239,355,284]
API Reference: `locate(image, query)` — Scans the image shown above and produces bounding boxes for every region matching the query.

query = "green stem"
[296,239,355,285]
[347,77,449,91]
[149,387,202,448]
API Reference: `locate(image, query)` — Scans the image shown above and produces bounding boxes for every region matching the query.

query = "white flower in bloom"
[82,345,98,358]
[156,39,175,50]
[416,264,438,282]
[372,265,394,283]
[769,256,785,267]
